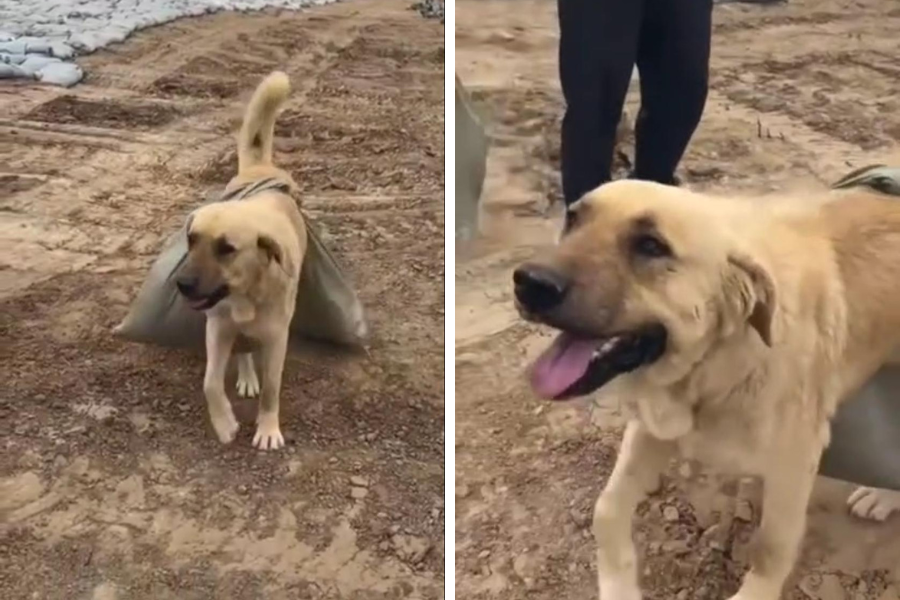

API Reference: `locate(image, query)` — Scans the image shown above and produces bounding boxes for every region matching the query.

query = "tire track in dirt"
[0,1,444,598]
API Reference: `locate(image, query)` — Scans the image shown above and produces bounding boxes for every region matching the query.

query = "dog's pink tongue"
[530,333,596,399]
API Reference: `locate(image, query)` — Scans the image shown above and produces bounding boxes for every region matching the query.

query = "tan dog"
[175,71,306,450]
[514,179,900,599]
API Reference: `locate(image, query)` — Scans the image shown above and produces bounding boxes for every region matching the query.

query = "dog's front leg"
[253,330,289,450]
[594,420,674,600]
[204,318,239,444]
[728,448,820,600]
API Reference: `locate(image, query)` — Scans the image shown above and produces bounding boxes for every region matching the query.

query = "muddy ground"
[0,1,444,599]
[456,1,900,599]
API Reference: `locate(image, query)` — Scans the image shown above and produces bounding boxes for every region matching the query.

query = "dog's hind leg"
[593,420,673,600]
[848,487,900,521]
[204,318,239,444]
[235,353,260,398]
[728,445,821,600]
[253,330,289,450]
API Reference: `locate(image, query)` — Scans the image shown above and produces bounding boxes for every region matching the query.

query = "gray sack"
[114,178,368,352]
[818,165,900,490]
[455,75,488,242]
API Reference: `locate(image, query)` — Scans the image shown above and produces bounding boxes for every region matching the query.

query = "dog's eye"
[631,233,672,258]
[215,238,236,257]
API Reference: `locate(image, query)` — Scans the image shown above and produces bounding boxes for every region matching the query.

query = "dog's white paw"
[848,487,900,521]
[236,356,260,398]
[599,577,642,600]
[252,413,284,450]
[210,409,239,444]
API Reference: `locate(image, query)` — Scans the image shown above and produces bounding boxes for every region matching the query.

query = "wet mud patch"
[24,96,181,131]
[285,154,442,194]
[276,110,430,160]
[150,72,244,100]
[0,174,44,197]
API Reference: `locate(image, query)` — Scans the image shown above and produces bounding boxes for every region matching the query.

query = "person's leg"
[632,0,713,184]
[558,0,643,207]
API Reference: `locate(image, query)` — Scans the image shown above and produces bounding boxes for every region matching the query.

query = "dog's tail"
[238,71,291,173]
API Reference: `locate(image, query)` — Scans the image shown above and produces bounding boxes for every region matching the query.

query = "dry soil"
[0,1,444,599]
[455,1,900,599]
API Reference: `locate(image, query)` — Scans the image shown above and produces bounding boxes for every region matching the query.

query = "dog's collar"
[219,177,292,203]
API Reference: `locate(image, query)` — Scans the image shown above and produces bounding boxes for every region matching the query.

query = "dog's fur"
[177,72,306,450]
[518,179,900,599]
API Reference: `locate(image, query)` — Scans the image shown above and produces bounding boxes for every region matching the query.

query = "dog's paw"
[236,359,260,398]
[210,409,239,444]
[848,487,900,521]
[599,577,642,600]
[252,413,284,450]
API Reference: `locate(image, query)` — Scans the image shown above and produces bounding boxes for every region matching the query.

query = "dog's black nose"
[513,264,570,313]
[176,277,198,297]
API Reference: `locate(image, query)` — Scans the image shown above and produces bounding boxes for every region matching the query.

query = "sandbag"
[818,164,900,490]
[114,178,368,352]
[455,75,488,242]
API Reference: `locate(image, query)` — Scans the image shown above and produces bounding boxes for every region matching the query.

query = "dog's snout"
[176,276,198,297]
[513,264,570,313]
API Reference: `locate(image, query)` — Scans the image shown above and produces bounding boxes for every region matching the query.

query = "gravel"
[411,0,444,21]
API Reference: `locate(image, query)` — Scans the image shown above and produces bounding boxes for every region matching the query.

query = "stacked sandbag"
[0,0,343,88]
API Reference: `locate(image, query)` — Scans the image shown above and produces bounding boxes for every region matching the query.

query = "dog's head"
[515,180,776,400]
[175,204,285,312]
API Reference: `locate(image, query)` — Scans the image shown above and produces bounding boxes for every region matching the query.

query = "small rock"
[735,500,753,522]
[818,574,845,600]
[569,508,589,528]
[700,523,727,551]
[662,505,680,522]
[678,462,692,479]
[350,476,368,487]
[478,549,491,559]
[876,587,900,600]
[392,535,431,564]
[455,484,470,499]
[661,540,690,554]
[350,487,368,499]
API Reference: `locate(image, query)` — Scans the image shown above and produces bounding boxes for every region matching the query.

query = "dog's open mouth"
[529,324,668,400]
[183,285,229,311]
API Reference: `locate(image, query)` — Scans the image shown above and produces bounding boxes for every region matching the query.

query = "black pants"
[558,0,713,205]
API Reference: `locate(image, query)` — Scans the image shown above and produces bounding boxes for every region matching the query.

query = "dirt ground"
[455,1,900,599]
[0,2,444,599]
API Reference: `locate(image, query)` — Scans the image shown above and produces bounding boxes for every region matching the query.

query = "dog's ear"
[257,234,283,265]
[726,252,776,347]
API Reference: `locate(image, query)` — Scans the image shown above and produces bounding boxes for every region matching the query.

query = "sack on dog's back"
[114,188,368,351]
[831,164,900,196]
[817,163,900,491]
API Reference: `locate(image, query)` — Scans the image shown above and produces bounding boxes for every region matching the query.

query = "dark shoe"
[627,172,682,186]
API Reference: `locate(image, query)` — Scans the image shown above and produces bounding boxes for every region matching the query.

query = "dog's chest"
[676,432,765,474]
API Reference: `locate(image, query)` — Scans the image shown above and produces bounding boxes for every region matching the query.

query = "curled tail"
[237,71,291,173]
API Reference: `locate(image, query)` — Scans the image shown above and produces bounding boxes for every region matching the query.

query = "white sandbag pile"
[0,0,341,87]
